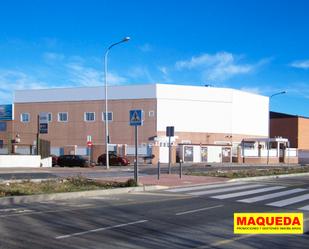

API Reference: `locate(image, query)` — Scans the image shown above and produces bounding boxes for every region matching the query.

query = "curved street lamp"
[104,37,130,169]
[267,91,287,164]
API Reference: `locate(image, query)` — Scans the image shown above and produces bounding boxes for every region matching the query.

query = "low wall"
[0,155,52,168]
[242,157,280,164]
[298,150,309,164]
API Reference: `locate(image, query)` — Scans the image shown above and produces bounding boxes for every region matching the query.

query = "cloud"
[106,72,127,85]
[126,66,154,82]
[66,62,127,86]
[0,69,50,103]
[158,66,171,82]
[290,60,309,69]
[175,52,267,82]
[138,43,152,52]
[239,87,262,95]
[285,83,309,99]
[43,52,65,63]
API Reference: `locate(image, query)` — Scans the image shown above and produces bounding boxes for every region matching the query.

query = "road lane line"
[190,184,265,196]
[175,204,223,216]
[238,188,307,203]
[167,182,248,193]
[267,193,309,207]
[211,186,286,199]
[55,219,148,239]
[194,234,257,248]
[0,196,193,218]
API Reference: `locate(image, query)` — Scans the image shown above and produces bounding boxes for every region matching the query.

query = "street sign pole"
[168,135,171,174]
[134,125,138,184]
[166,126,175,175]
[129,109,143,185]
[36,115,40,155]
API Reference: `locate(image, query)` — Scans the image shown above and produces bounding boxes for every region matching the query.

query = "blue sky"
[1,0,309,116]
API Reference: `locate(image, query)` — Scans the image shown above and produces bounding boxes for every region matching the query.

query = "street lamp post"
[267,91,286,164]
[104,37,130,169]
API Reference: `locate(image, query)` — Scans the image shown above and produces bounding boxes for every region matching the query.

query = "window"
[58,112,68,122]
[0,122,6,131]
[48,113,52,122]
[149,110,155,117]
[84,112,95,122]
[102,112,113,122]
[21,113,30,123]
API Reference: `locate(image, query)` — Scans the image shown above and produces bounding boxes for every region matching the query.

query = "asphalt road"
[0,176,308,248]
[0,163,307,181]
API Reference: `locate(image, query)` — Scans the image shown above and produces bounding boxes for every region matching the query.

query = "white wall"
[207,146,222,163]
[231,90,268,136]
[156,84,268,136]
[193,146,201,163]
[159,147,169,163]
[0,155,49,168]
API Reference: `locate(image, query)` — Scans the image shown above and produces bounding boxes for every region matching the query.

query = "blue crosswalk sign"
[130,109,143,126]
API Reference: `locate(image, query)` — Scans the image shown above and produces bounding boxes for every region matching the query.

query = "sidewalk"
[99,174,228,187]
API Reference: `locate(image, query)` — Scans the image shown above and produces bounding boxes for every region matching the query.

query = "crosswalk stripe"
[299,205,309,211]
[190,184,265,196]
[238,188,307,203]
[166,182,249,193]
[212,186,286,200]
[266,193,309,207]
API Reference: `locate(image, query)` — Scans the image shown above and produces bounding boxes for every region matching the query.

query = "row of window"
[20,110,155,123]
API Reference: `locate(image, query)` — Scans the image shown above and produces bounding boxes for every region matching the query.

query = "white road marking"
[267,193,309,207]
[167,182,248,193]
[87,196,120,200]
[55,220,148,239]
[238,188,307,203]
[190,184,265,196]
[175,205,224,216]
[212,186,286,200]
[0,208,34,213]
[299,205,309,211]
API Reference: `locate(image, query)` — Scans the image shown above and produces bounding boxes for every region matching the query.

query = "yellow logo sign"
[234,213,303,234]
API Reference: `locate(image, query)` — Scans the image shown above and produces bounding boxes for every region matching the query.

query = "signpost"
[129,109,143,184]
[39,112,49,134]
[166,126,175,174]
[87,136,93,167]
[37,112,49,155]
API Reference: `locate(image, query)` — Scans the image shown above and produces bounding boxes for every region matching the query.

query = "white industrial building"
[11,83,269,164]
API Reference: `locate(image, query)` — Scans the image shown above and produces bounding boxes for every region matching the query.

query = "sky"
[1,0,309,116]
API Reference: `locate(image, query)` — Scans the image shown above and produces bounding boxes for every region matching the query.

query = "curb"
[0,185,168,205]
[228,172,309,182]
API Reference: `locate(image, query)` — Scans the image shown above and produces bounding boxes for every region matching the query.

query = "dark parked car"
[51,155,58,166]
[97,153,130,166]
[57,155,89,167]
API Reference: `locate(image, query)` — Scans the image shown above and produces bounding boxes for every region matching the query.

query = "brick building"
[270,111,309,150]
[6,83,269,163]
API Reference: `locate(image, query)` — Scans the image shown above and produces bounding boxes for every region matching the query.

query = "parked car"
[51,155,58,166]
[57,155,89,167]
[97,153,130,166]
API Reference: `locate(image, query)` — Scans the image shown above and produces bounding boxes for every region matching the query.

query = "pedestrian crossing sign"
[130,109,143,126]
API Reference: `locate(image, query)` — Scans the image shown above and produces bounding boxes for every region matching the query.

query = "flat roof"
[14,83,268,103]
[270,111,309,120]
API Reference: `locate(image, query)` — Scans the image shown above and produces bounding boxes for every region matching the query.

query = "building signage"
[39,123,48,134]
[129,109,143,126]
[0,105,12,121]
[234,213,303,234]
[39,112,48,134]
[166,126,175,137]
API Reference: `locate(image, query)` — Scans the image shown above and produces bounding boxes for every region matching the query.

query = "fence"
[0,138,50,159]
